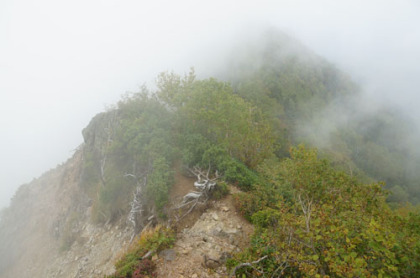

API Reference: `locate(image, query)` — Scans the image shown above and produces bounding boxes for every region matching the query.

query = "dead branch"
[188,165,220,191]
[181,191,203,203]
[230,255,268,277]
[173,166,220,221]
[271,261,289,278]
[126,174,147,236]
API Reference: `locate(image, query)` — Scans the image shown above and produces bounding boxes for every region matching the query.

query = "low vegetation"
[73,31,420,276]
[107,225,175,278]
[230,146,420,277]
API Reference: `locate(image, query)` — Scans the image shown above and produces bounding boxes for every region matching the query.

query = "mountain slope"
[0,30,419,277]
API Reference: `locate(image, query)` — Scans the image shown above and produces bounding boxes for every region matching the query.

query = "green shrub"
[145,157,174,218]
[210,181,230,200]
[200,145,258,190]
[233,192,266,222]
[80,150,101,197]
[220,158,258,190]
[251,208,281,228]
[91,171,133,223]
[109,225,175,278]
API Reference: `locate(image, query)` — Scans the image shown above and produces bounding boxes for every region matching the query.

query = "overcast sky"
[1,0,419,209]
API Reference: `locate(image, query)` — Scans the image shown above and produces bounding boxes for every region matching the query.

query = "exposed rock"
[0,149,133,278]
[82,111,119,152]
[0,107,254,278]
[203,255,220,269]
[156,192,254,278]
[159,249,176,261]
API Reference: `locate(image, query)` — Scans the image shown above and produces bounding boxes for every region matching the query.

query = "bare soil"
[156,171,254,278]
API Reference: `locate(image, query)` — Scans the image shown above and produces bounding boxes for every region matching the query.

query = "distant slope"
[221,29,420,204]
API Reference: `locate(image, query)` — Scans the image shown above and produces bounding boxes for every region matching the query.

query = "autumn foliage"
[231,146,420,277]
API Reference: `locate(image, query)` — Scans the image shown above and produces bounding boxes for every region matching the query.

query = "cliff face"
[0,110,254,278]
[0,113,133,278]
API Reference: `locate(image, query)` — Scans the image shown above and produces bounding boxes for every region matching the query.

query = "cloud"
[0,0,419,208]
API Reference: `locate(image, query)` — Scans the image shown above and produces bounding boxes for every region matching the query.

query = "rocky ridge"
[156,189,253,278]
[0,111,254,278]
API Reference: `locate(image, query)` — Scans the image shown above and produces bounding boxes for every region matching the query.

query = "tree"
[231,145,420,277]
[168,76,276,168]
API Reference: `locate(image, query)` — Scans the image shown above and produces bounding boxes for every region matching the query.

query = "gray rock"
[159,249,176,261]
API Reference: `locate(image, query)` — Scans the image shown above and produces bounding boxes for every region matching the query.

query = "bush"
[229,146,420,277]
[92,171,133,223]
[210,181,230,200]
[109,225,175,278]
[145,157,174,218]
[132,259,156,278]
[251,208,281,228]
[233,192,266,222]
[220,158,258,190]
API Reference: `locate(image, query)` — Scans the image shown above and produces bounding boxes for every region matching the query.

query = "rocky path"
[156,191,254,278]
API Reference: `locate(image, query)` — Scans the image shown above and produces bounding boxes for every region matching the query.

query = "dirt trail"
[156,171,254,278]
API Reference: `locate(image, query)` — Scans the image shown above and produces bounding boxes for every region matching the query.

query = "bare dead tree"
[125,174,147,241]
[174,165,220,221]
[189,165,220,192]
[99,156,107,187]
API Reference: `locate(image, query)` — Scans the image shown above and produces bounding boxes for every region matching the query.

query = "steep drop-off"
[0,143,133,277]
[1,30,419,277]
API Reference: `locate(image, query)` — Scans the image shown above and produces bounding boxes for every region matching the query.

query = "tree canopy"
[76,31,420,277]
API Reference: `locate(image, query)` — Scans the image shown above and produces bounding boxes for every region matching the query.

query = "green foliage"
[108,225,174,278]
[145,157,173,217]
[182,141,259,190]
[219,158,259,190]
[230,146,420,277]
[92,172,133,223]
[156,68,196,108]
[233,184,277,221]
[250,207,280,228]
[72,31,420,277]
[71,32,420,277]
[80,149,101,196]
[178,133,212,167]
[231,32,356,128]
[226,31,420,205]
[112,92,175,167]
[80,92,178,223]
[157,73,276,169]
[210,181,230,200]
[81,73,277,222]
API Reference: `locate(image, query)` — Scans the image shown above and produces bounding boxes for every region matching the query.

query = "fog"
[1,0,419,209]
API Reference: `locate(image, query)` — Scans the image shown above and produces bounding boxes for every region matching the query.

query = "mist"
[1,0,419,209]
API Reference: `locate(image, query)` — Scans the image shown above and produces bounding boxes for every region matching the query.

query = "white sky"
[1,0,419,209]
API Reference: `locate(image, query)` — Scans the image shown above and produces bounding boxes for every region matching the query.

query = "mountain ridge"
[1,30,419,277]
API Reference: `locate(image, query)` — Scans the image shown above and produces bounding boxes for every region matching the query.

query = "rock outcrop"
[0,110,254,278]
[0,147,134,277]
[156,192,254,278]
